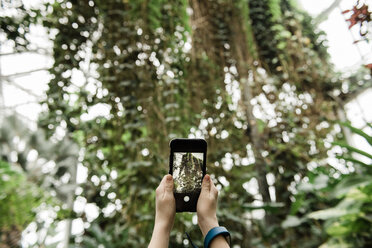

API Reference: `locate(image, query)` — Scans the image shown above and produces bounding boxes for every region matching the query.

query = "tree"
[1,0,370,247]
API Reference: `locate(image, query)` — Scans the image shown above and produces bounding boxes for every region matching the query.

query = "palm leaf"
[332,141,372,160]
[335,155,371,168]
[340,121,372,146]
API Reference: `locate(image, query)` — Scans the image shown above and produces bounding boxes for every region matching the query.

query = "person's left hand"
[155,174,176,233]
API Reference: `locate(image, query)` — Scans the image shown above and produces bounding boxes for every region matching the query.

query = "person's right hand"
[197,174,219,237]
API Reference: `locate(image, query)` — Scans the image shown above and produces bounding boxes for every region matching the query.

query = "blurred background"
[0,0,371,247]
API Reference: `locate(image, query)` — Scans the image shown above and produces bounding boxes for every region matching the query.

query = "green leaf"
[289,194,305,215]
[281,215,305,228]
[340,122,372,146]
[326,222,352,236]
[308,208,349,220]
[243,202,285,211]
[256,118,266,134]
[336,155,371,168]
[332,174,372,197]
[332,141,372,160]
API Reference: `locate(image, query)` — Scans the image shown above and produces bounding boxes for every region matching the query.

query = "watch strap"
[204,226,230,248]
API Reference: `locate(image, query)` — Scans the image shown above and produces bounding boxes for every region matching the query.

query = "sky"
[1,0,372,246]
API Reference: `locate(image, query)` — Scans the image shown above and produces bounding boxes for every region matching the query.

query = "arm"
[148,175,176,248]
[197,174,230,248]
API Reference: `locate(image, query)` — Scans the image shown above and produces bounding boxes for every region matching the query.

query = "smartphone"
[169,138,207,212]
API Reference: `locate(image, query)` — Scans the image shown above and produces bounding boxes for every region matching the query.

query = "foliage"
[0,160,46,247]
[78,222,129,248]
[0,115,79,202]
[248,0,281,72]
[308,123,372,247]
[341,0,372,72]
[0,160,41,229]
[0,1,44,54]
[282,122,372,248]
[0,115,78,247]
[2,0,371,247]
[342,0,371,41]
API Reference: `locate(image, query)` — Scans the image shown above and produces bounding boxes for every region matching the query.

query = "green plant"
[2,1,367,247]
[308,122,372,247]
[0,161,45,246]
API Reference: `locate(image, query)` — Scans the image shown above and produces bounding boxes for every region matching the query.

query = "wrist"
[149,219,173,248]
[154,217,173,234]
[198,215,219,237]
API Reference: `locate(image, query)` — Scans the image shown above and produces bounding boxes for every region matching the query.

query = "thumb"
[201,174,211,193]
[164,174,174,193]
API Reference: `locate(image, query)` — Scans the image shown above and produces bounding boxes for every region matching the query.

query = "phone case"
[169,139,207,212]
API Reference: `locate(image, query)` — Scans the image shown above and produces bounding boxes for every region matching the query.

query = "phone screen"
[172,152,204,193]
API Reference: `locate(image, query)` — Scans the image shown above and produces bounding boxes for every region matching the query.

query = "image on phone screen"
[173,152,203,193]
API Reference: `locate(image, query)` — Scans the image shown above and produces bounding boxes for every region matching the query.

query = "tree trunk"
[228,6,273,225]
[0,226,22,248]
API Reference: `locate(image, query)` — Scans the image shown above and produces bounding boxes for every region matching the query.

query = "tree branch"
[2,101,40,109]
[1,67,49,78]
[314,0,343,25]
[3,79,41,98]
[0,49,50,56]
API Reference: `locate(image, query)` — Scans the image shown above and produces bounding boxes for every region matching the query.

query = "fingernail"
[166,175,172,181]
[204,174,210,181]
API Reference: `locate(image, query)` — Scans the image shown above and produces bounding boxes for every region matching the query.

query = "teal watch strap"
[204,226,230,247]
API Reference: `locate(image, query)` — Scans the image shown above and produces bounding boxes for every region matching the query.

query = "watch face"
[172,152,204,193]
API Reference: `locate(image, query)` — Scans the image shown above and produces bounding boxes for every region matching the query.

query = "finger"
[156,175,167,195]
[164,174,174,193]
[209,176,219,197]
[201,174,211,193]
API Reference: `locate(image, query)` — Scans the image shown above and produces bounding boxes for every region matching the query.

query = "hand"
[148,175,176,248]
[154,174,176,233]
[197,174,219,237]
